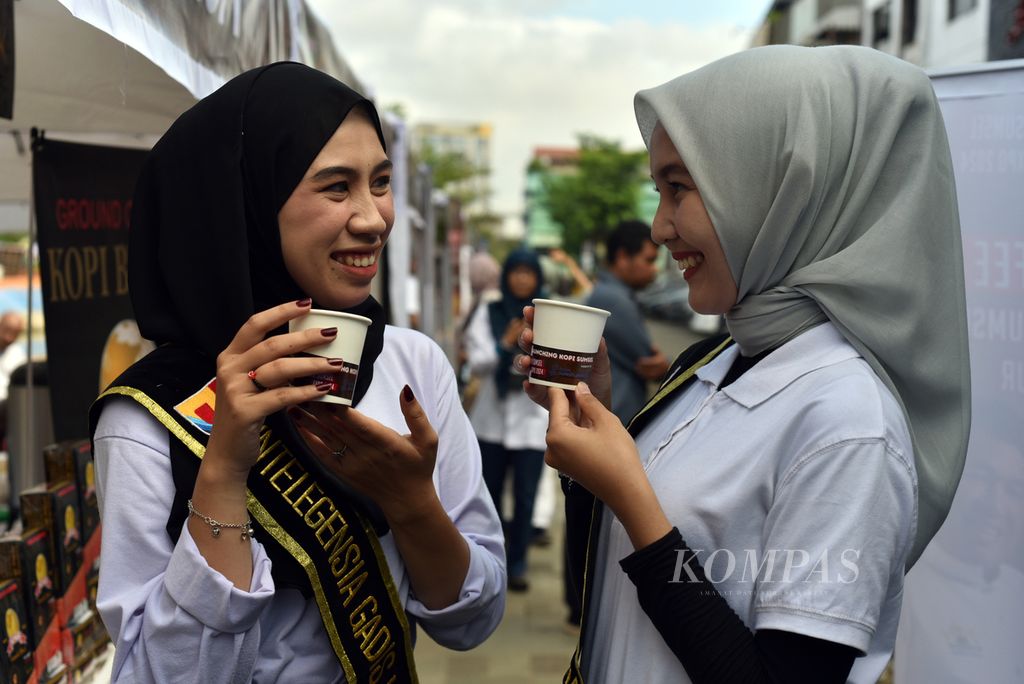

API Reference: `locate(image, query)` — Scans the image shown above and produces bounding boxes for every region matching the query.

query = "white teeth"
[341,253,376,267]
[676,254,704,269]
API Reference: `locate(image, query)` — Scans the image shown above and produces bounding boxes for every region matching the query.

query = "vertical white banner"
[896,64,1024,683]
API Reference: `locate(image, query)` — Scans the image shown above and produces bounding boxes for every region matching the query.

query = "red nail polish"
[297,298,312,307]
[316,381,333,391]
[320,327,338,337]
[327,358,344,366]
[402,385,414,402]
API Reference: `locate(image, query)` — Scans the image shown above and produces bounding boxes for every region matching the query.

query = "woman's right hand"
[190,299,338,588]
[203,298,344,481]
[512,305,613,412]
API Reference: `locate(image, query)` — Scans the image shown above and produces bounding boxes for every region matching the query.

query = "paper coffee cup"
[289,309,371,405]
[528,298,610,391]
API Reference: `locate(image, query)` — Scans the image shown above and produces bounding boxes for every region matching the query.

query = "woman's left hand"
[545,382,643,507]
[290,385,439,526]
[547,382,672,549]
[292,386,473,608]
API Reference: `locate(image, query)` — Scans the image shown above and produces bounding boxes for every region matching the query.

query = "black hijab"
[488,247,544,397]
[129,61,386,405]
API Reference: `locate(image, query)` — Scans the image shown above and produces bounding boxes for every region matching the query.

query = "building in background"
[751,0,863,47]
[524,147,659,250]
[411,121,494,218]
[524,147,578,249]
[863,0,987,66]
[753,0,1024,65]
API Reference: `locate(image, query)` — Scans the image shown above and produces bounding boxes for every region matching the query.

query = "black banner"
[33,138,147,441]
[0,0,12,119]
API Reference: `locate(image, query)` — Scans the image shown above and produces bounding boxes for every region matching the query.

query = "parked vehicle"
[636,270,692,323]
[636,253,725,334]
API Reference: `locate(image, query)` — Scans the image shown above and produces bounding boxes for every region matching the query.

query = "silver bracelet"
[187,499,255,541]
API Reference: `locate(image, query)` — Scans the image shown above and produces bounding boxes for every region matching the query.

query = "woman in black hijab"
[464,247,549,592]
[90,63,505,683]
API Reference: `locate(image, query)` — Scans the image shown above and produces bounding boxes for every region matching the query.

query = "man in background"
[586,220,668,425]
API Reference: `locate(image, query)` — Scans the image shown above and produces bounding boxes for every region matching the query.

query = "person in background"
[0,311,26,445]
[458,251,502,411]
[467,252,502,313]
[464,247,548,592]
[548,248,593,298]
[585,221,668,425]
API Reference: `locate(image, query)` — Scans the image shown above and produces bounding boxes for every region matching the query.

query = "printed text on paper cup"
[529,344,595,385]
[295,361,359,402]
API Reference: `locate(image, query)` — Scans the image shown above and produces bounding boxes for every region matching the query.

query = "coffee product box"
[0,530,56,647]
[0,579,34,683]
[35,647,69,684]
[43,441,99,543]
[21,483,83,595]
[54,566,86,630]
[60,600,104,673]
[0,652,32,684]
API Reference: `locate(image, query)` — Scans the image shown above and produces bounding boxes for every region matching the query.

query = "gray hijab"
[635,45,970,568]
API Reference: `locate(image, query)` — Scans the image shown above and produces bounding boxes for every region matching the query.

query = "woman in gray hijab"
[515,45,969,683]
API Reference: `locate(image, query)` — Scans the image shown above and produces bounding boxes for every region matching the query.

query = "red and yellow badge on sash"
[174,378,217,435]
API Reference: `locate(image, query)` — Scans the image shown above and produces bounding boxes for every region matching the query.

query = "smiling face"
[648,124,737,315]
[507,264,539,300]
[278,107,394,310]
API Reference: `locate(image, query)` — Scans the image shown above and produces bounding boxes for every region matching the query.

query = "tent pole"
[24,134,36,503]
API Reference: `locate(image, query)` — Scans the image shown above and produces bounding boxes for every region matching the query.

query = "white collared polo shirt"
[584,322,917,684]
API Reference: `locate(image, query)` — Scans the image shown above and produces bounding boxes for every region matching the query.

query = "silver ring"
[332,444,349,458]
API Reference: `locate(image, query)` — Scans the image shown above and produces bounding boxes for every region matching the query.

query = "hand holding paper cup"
[289,309,370,405]
[528,298,610,390]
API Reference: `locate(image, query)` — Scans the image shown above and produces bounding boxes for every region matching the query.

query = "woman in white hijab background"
[514,45,970,683]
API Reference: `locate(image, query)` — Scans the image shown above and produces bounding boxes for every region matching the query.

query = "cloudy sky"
[307,0,770,231]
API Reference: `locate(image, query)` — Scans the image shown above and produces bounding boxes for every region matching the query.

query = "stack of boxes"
[0,440,107,683]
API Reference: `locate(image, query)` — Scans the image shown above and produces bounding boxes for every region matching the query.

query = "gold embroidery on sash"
[252,425,412,683]
[361,516,419,676]
[245,497,359,683]
[99,387,206,458]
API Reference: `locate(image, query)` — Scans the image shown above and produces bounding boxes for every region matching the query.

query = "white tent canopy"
[1,0,362,207]
[0,0,423,330]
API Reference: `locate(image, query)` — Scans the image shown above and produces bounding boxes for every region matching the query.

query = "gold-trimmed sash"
[96,383,419,684]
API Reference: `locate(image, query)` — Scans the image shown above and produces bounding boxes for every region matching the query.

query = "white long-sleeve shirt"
[94,326,506,683]
[0,341,26,401]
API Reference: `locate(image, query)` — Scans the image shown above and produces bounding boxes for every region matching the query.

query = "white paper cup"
[289,309,371,405]
[529,298,610,390]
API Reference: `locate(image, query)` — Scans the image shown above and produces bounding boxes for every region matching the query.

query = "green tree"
[418,144,490,209]
[541,135,648,254]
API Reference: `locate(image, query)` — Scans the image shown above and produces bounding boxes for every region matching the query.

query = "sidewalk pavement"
[414,509,578,684]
